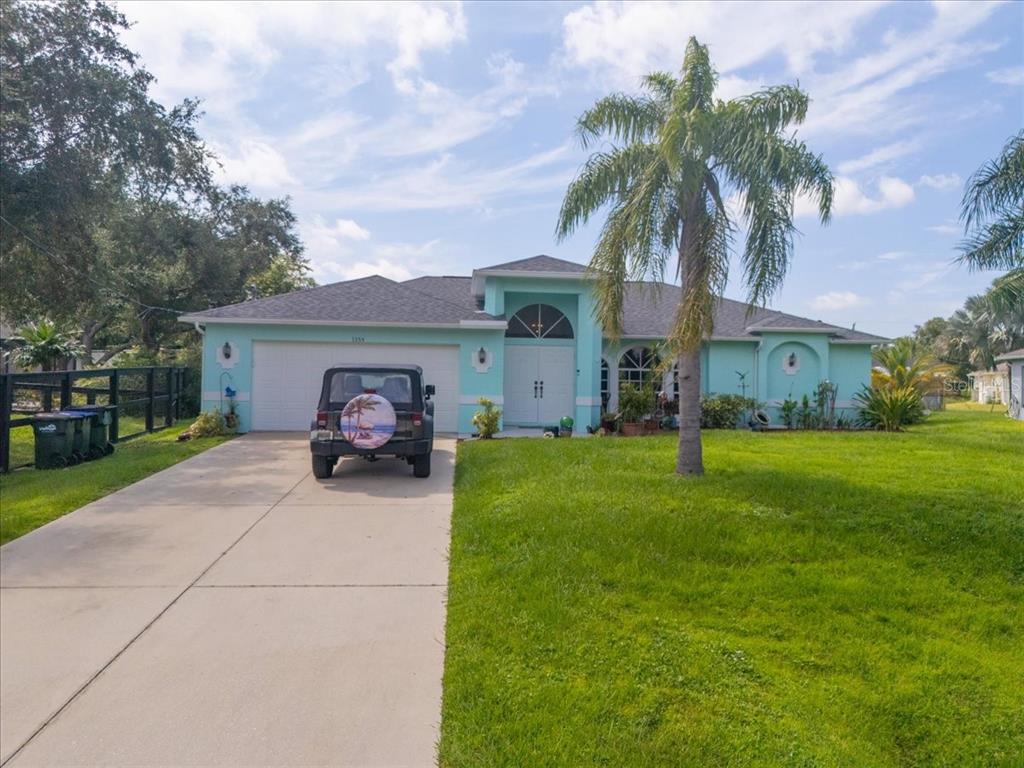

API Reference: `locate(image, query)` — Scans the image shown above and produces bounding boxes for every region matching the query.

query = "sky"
[119,0,1023,337]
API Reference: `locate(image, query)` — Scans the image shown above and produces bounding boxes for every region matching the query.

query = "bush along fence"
[0,366,189,473]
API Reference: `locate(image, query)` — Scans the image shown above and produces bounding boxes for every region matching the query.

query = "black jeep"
[310,364,435,479]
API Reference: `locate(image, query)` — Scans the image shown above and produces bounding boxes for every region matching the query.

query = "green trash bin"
[57,411,91,463]
[67,405,115,458]
[32,413,77,469]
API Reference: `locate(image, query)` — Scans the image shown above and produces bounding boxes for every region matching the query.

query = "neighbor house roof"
[180,267,886,343]
[995,347,1024,362]
[178,275,502,328]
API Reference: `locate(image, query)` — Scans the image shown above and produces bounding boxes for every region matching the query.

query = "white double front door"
[503,345,575,425]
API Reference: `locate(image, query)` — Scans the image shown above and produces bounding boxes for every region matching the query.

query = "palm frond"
[958,208,1024,271]
[672,198,731,350]
[575,94,665,148]
[555,143,660,239]
[961,130,1024,231]
[987,268,1024,316]
[640,71,677,104]
[734,85,809,135]
[741,184,796,307]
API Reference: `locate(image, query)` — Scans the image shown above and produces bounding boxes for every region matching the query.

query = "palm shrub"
[472,398,502,439]
[556,37,832,474]
[12,319,83,371]
[874,337,949,394]
[854,386,924,432]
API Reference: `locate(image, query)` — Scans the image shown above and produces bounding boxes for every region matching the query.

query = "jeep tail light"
[316,411,329,429]
[410,411,423,427]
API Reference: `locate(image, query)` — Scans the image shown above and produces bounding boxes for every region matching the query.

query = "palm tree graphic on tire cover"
[342,395,378,442]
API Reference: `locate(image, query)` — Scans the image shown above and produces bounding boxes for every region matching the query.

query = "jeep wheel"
[312,454,334,479]
[412,452,431,478]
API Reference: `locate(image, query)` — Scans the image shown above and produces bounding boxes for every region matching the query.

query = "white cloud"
[837,140,920,175]
[876,250,908,262]
[213,139,296,189]
[986,65,1024,85]
[311,240,443,283]
[299,144,575,212]
[319,258,415,283]
[810,291,869,311]
[559,2,1001,142]
[917,173,962,190]
[840,250,911,271]
[927,221,961,236]
[796,176,915,218]
[121,1,467,109]
[561,1,881,88]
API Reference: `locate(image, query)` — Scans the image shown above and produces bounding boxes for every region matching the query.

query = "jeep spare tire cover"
[339,393,396,449]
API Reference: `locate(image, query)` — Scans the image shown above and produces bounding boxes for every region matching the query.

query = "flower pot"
[621,422,642,437]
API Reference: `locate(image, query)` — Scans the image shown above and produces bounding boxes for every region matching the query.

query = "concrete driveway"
[0,435,455,767]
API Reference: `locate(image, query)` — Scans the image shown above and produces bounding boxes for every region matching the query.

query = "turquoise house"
[180,255,887,434]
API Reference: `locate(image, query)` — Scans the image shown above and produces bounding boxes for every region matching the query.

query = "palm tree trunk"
[676,198,705,476]
[675,348,703,475]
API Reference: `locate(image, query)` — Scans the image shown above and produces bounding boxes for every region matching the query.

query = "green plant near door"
[472,398,502,439]
[618,383,655,435]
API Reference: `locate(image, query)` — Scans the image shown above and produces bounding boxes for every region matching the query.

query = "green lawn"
[441,411,1024,767]
[0,426,231,545]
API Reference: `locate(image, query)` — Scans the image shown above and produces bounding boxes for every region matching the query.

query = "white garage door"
[250,341,460,432]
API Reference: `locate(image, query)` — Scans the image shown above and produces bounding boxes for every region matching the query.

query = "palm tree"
[942,290,1024,372]
[960,130,1023,311]
[12,319,84,371]
[556,37,833,475]
[873,337,949,394]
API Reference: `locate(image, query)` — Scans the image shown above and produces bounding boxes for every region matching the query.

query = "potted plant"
[618,383,654,436]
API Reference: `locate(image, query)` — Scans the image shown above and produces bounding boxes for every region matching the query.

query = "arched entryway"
[502,304,576,425]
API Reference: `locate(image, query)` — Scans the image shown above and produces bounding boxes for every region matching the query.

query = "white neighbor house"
[968,366,1010,405]
[994,349,1024,420]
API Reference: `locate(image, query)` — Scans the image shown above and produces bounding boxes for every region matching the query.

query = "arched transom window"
[618,347,659,389]
[505,304,574,339]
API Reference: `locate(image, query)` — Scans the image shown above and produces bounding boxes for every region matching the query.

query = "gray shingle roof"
[180,275,498,325]
[619,282,886,342]
[181,272,886,343]
[402,276,476,311]
[478,254,587,273]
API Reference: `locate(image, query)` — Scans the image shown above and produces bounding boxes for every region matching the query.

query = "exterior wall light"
[477,347,487,364]
[222,342,233,360]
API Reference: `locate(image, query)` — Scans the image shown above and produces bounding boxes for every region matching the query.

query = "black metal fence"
[0,366,189,473]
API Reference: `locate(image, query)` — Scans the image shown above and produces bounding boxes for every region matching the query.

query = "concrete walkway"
[0,435,455,767]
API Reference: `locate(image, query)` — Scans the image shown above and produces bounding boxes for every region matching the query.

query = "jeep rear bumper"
[310,438,431,458]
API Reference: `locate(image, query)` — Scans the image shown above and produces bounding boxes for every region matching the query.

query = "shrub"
[854,385,924,431]
[779,397,798,428]
[618,383,656,424]
[188,410,227,437]
[472,398,502,438]
[700,394,754,429]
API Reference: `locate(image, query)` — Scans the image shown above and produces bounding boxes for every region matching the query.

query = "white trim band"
[459,395,503,405]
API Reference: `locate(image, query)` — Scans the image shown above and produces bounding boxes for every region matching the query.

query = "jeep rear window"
[328,371,415,409]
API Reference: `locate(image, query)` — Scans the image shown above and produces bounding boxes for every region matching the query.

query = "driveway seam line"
[193,583,447,588]
[0,470,312,768]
